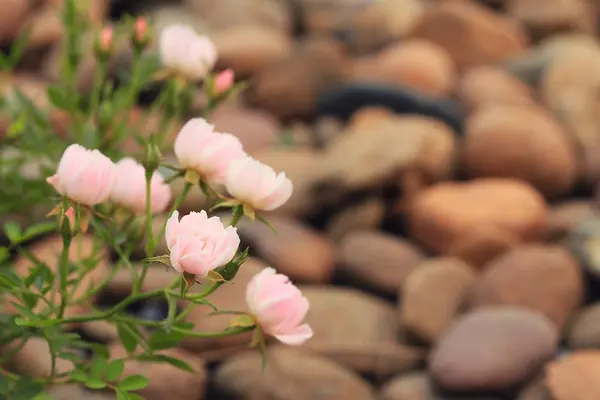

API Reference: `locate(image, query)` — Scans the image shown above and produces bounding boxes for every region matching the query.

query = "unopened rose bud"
[60,206,77,236]
[214,69,234,95]
[144,139,162,174]
[95,27,114,60]
[132,17,151,51]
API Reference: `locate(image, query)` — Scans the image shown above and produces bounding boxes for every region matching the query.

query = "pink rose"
[214,69,234,94]
[159,24,217,81]
[246,267,313,345]
[225,156,293,211]
[47,144,116,206]
[111,158,171,214]
[165,210,240,277]
[174,118,245,184]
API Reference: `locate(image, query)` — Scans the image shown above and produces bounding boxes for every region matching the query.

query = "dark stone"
[568,218,600,302]
[315,83,465,134]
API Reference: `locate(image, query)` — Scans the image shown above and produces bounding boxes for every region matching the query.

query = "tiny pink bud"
[135,17,148,41]
[64,207,76,232]
[100,27,113,52]
[214,69,234,94]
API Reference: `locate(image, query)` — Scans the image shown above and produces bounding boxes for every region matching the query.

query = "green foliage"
[0,0,261,398]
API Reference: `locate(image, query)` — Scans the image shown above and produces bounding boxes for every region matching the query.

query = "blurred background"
[5,0,600,399]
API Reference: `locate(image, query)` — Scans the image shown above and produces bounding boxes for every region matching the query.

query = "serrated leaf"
[106,359,125,382]
[117,323,139,354]
[4,221,22,244]
[118,375,149,391]
[135,354,195,373]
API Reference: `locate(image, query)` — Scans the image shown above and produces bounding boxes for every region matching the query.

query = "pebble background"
[4,0,600,399]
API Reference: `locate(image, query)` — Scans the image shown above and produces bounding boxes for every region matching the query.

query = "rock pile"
[6,0,600,399]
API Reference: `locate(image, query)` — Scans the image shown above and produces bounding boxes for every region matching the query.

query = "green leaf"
[106,359,125,382]
[118,375,149,391]
[47,86,73,111]
[8,26,31,70]
[140,255,171,267]
[187,296,217,311]
[135,354,195,373]
[0,246,9,264]
[4,221,22,244]
[70,369,88,383]
[20,292,39,310]
[21,222,57,242]
[117,323,139,354]
[58,351,81,363]
[89,355,107,380]
[0,373,8,394]
[148,328,184,351]
[10,301,37,319]
[128,394,145,400]
[116,388,130,400]
[230,314,256,329]
[24,264,51,288]
[32,393,55,400]
[84,379,106,390]
[11,377,44,400]
[0,269,22,289]
[7,112,27,138]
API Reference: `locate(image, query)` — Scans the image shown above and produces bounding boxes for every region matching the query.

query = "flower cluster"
[45,23,309,347]
[47,144,171,214]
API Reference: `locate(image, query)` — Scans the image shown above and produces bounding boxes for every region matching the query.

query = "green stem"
[54,287,165,324]
[126,48,143,110]
[174,281,222,323]
[144,169,155,256]
[57,235,72,318]
[172,325,253,338]
[89,59,107,118]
